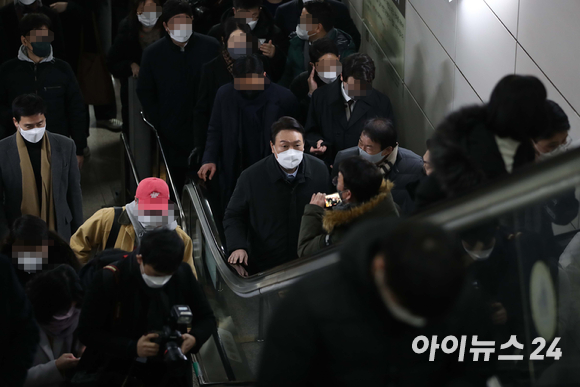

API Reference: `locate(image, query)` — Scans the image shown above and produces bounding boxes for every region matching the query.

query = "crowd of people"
[0,0,579,386]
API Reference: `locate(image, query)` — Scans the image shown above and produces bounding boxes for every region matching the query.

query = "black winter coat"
[0,54,87,151]
[258,219,496,386]
[333,146,424,215]
[0,3,66,66]
[274,0,361,50]
[207,8,288,82]
[201,82,299,209]
[77,254,215,382]
[0,254,39,387]
[136,34,220,167]
[224,154,329,273]
[289,68,329,125]
[305,79,395,165]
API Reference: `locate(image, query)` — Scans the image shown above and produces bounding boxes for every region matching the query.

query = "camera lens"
[164,341,187,363]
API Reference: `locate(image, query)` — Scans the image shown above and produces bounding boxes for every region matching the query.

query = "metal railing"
[120,132,140,187]
[140,111,187,233]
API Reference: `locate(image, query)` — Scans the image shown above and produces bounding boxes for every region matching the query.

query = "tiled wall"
[346,0,580,155]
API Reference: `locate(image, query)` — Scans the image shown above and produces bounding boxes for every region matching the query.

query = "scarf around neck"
[17,132,56,231]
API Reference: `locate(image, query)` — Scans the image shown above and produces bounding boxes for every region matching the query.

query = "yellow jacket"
[70,207,197,278]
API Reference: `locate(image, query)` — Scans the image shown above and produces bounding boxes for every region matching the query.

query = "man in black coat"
[223,117,329,276]
[137,0,220,196]
[0,0,66,65]
[0,254,40,387]
[0,13,87,164]
[275,0,360,50]
[258,219,496,386]
[207,0,288,82]
[306,53,394,166]
[333,118,424,214]
[197,55,299,213]
[78,229,216,387]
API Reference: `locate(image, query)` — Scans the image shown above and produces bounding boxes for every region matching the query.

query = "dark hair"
[139,229,184,274]
[338,157,383,203]
[379,222,465,318]
[487,75,547,141]
[2,215,49,250]
[162,0,193,23]
[271,116,304,142]
[233,0,262,9]
[342,53,375,83]
[222,17,259,52]
[460,221,498,248]
[19,13,52,37]
[12,93,46,122]
[47,230,81,272]
[304,1,333,32]
[425,138,432,150]
[232,54,264,77]
[362,118,397,149]
[534,99,570,141]
[309,37,339,64]
[26,265,83,324]
[127,0,163,32]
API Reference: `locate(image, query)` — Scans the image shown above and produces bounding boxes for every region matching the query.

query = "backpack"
[78,248,131,291]
[104,207,123,250]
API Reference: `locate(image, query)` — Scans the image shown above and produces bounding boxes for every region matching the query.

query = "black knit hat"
[162,0,193,24]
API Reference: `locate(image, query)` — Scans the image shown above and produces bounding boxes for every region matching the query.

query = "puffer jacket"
[297,180,399,257]
[279,28,356,87]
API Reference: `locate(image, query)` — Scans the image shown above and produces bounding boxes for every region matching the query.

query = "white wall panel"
[515,46,580,142]
[346,0,363,20]
[518,0,580,114]
[453,67,483,111]
[408,0,457,59]
[483,0,519,37]
[402,87,434,154]
[404,4,454,128]
[456,0,517,102]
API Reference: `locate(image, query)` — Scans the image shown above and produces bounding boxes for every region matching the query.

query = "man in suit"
[305,53,395,166]
[275,0,360,50]
[0,93,83,241]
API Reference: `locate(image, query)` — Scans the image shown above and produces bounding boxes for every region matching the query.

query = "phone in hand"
[325,193,341,208]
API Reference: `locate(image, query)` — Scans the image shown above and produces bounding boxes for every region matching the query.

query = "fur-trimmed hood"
[323,180,395,233]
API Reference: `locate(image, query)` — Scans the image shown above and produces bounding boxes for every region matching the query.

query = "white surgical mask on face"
[295,24,313,40]
[535,136,572,161]
[141,262,172,288]
[138,12,160,27]
[168,24,193,42]
[317,70,338,84]
[19,125,45,143]
[462,242,494,261]
[358,147,385,164]
[276,148,303,170]
[247,19,258,30]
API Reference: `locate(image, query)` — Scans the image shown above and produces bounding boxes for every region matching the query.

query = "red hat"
[135,178,170,211]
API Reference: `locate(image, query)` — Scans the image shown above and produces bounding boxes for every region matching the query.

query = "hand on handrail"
[198,163,217,181]
[228,249,248,266]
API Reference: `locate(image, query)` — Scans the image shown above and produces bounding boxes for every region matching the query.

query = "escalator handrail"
[184,182,341,298]
[120,132,140,186]
[186,146,580,297]
[139,111,187,233]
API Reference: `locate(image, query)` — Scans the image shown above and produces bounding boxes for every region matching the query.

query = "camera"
[152,305,194,363]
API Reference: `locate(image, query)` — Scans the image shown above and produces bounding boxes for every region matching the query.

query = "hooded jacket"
[297,180,399,257]
[0,46,87,151]
[259,219,496,386]
[69,206,197,277]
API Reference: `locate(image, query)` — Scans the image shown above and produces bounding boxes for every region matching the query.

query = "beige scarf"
[16,132,56,231]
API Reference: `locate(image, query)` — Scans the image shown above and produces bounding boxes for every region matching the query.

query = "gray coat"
[0,132,83,240]
[333,146,424,215]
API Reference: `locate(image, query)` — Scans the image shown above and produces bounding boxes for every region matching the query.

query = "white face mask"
[295,24,313,40]
[168,24,193,42]
[138,12,160,27]
[317,70,338,84]
[535,136,572,161]
[247,19,258,30]
[141,262,172,288]
[358,147,385,164]
[19,125,45,143]
[463,244,494,261]
[275,148,303,170]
